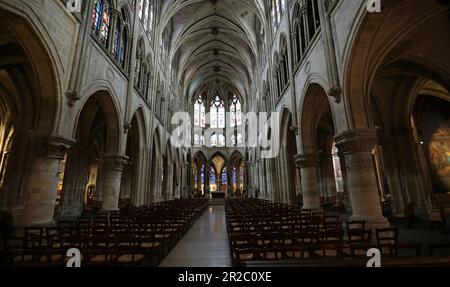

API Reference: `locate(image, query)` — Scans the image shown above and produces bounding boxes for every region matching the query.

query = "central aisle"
[159,204,232,267]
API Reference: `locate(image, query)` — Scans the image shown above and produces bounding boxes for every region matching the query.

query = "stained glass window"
[211,134,225,147]
[210,96,225,129]
[148,4,154,35]
[221,167,227,185]
[143,1,149,28]
[194,134,199,145]
[194,97,205,127]
[138,0,144,20]
[99,3,110,45]
[91,0,111,47]
[210,167,216,184]
[201,164,205,184]
[92,0,103,34]
[281,0,287,14]
[113,19,120,61]
[230,94,242,127]
[120,29,127,68]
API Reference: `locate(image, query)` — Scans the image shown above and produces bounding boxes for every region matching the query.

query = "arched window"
[210,166,216,185]
[91,0,111,47]
[292,0,321,67]
[112,18,121,60]
[230,94,243,145]
[221,167,227,185]
[139,0,154,38]
[211,134,226,147]
[148,3,154,36]
[271,0,287,32]
[271,0,280,31]
[210,96,225,129]
[120,28,128,69]
[134,40,145,91]
[194,96,206,128]
[138,0,147,21]
[230,94,242,127]
[194,95,206,146]
[112,8,129,70]
[280,0,287,14]
[143,1,149,28]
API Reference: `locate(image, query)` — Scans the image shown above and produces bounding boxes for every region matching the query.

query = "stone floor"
[159,204,232,267]
[159,205,450,267]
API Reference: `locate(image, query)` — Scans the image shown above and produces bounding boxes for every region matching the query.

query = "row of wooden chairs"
[0,199,208,267]
[226,199,419,266]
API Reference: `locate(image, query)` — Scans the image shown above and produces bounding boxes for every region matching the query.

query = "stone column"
[204,161,210,195]
[319,154,337,198]
[99,155,128,212]
[227,162,233,195]
[21,137,73,226]
[334,130,388,228]
[294,153,321,210]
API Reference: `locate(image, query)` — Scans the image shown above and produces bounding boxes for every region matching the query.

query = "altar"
[210,192,226,199]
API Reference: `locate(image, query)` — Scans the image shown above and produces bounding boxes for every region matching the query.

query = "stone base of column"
[98,155,128,213]
[57,203,84,218]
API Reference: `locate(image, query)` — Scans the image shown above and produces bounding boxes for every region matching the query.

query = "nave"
[2,198,450,267]
[0,0,450,268]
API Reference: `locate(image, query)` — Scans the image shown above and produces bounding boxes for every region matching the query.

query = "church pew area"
[226,199,450,267]
[0,199,208,267]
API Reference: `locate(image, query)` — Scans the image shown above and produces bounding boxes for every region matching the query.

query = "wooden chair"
[345,220,371,257]
[375,227,398,256]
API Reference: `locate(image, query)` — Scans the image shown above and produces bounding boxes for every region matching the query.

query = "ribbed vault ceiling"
[160,0,266,106]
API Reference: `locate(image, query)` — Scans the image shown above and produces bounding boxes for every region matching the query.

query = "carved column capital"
[294,153,319,168]
[334,129,378,154]
[328,86,341,103]
[31,136,75,159]
[65,90,80,107]
[102,155,129,172]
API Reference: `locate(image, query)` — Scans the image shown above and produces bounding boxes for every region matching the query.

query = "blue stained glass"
[221,167,227,185]
[201,164,204,184]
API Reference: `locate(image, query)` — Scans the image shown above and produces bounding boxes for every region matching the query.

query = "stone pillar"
[204,161,210,195]
[334,130,388,228]
[227,162,233,195]
[21,137,73,226]
[319,154,337,198]
[294,153,321,210]
[99,155,128,212]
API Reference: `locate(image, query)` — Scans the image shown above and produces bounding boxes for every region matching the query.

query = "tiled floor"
[159,204,232,267]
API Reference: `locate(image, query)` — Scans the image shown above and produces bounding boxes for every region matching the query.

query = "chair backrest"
[25,227,44,248]
[375,227,398,246]
[346,220,365,232]
[346,220,367,244]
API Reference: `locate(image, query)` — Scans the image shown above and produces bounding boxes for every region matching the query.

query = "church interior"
[0,0,450,267]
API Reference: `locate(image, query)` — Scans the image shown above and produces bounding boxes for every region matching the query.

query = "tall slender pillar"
[294,153,321,210]
[21,137,73,226]
[319,154,337,198]
[227,162,233,196]
[99,155,128,212]
[334,130,388,228]
[204,161,210,195]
